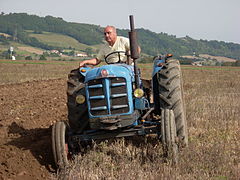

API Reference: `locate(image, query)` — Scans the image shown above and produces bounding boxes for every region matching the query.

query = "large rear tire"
[153,59,188,147]
[67,69,89,132]
[52,121,71,169]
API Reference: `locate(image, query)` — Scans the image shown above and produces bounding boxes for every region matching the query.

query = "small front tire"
[52,121,71,169]
[161,109,178,164]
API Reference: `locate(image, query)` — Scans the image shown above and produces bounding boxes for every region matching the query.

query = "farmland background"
[0,59,239,180]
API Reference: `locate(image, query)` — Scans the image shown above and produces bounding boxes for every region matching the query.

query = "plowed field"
[0,79,67,179]
[0,61,239,180]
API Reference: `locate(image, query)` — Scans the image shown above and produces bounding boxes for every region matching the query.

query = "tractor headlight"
[134,88,144,98]
[76,94,85,104]
[101,69,109,77]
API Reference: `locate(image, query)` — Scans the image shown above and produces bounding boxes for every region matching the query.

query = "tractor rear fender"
[152,59,165,77]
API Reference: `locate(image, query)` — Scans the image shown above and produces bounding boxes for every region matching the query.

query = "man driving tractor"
[79,25,139,67]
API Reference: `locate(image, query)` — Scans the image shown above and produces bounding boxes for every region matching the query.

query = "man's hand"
[79,61,86,68]
[79,58,100,68]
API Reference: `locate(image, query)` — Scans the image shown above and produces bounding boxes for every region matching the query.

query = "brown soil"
[1,64,239,179]
[0,78,67,180]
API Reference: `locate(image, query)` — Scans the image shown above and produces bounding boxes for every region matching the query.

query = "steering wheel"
[104,51,127,64]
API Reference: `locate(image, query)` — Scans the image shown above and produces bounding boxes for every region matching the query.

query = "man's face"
[104,26,117,46]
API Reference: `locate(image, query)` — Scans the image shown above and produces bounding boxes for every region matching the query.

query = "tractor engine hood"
[84,64,135,83]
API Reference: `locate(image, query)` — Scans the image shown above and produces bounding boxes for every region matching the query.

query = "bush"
[39,55,47,60]
[234,60,240,66]
[25,56,32,60]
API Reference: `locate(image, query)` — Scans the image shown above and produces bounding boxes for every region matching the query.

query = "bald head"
[104,26,116,33]
[104,26,117,46]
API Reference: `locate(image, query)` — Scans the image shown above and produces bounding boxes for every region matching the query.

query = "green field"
[28,31,98,50]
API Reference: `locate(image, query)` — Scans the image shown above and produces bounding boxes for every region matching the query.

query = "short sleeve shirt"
[96,36,130,63]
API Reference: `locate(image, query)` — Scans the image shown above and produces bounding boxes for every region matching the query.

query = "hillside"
[0,13,240,60]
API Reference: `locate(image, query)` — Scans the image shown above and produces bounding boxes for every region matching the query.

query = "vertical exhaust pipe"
[128,15,140,88]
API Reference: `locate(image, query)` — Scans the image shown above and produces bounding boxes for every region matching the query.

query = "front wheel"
[52,121,72,169]
[161,109,178,164]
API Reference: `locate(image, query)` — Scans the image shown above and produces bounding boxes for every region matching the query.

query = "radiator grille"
[87,77,129,116]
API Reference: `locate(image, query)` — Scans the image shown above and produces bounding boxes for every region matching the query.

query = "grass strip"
[0,60,76,65]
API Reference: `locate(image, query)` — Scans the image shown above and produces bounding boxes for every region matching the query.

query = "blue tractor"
[52,16,188,169]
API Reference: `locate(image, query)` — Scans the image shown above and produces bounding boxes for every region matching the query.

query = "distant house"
[50,50,59,54]
[75,53,87,57]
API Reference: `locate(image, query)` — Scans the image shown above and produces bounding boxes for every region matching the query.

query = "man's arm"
[79,58,101,67]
